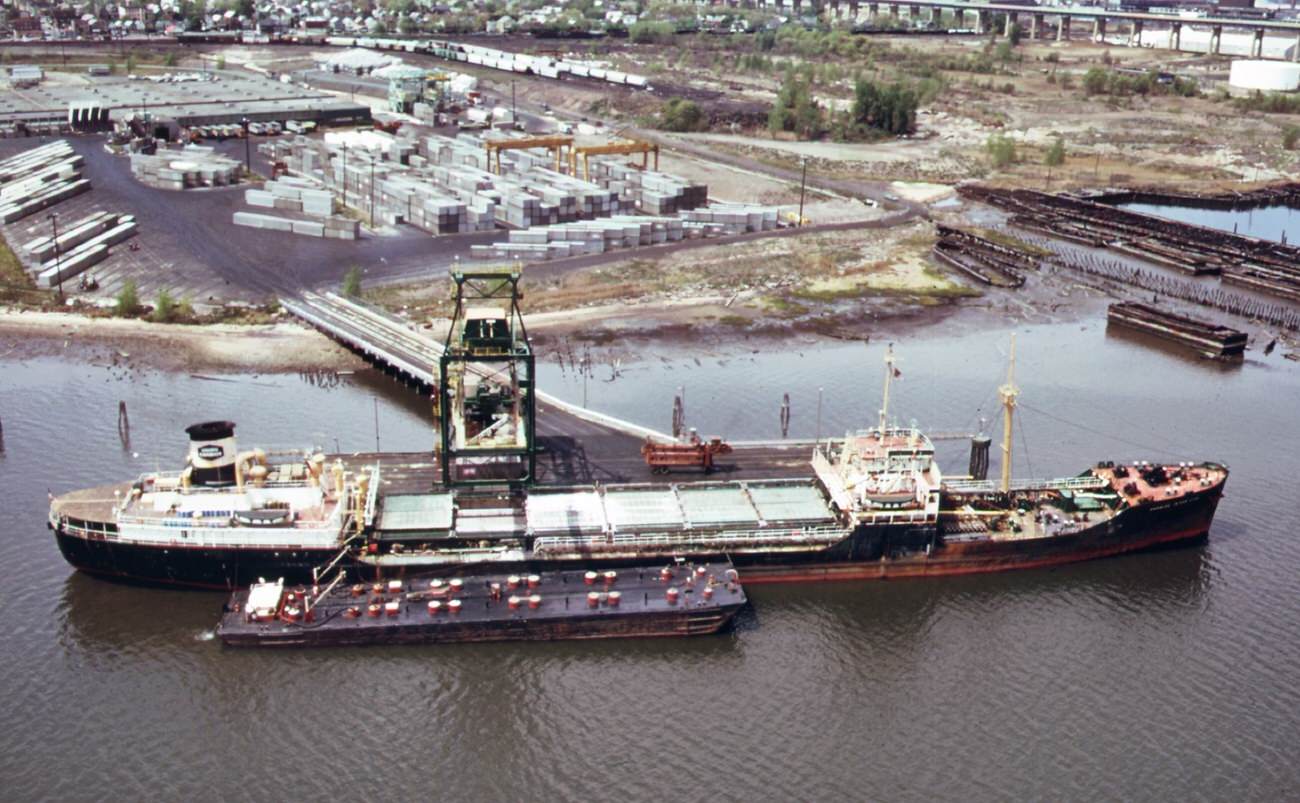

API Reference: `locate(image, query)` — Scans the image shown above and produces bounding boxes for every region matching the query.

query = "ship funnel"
[968,435,992,481]
[185,420,238,487]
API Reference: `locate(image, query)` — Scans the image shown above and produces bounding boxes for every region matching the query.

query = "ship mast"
[878,344,895,433]
[998,334,1019,493]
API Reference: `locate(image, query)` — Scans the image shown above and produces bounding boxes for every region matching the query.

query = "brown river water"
[1,318,1297,800]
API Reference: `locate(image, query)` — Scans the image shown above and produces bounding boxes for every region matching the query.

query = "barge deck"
[217,560,746,647]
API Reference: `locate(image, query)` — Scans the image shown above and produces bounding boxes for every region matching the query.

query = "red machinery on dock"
[641,433,732,475]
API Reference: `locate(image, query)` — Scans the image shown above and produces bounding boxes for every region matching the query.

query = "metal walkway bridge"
[281,291,674,443]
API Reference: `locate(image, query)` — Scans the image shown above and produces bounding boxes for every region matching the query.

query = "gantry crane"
[483,135,573,174]
[437,266,536,487]
[569,139,659,181]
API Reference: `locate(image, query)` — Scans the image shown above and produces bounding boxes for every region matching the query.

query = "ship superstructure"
[49,421,371,588]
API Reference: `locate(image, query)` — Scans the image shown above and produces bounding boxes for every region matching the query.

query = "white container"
[1229,60,1300,92]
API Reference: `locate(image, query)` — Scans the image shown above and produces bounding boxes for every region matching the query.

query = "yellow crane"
[483,135,574,174]
[568,139,659,181]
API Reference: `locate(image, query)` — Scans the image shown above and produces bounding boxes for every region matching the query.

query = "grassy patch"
[763,295,811,317]
[974,228,1052,257]
[0,231,50,306]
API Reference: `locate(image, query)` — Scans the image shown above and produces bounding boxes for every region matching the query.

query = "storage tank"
[1229,60,1300,92]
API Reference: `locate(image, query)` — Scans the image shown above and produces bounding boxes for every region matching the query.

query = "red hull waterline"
[740,523,1213,585]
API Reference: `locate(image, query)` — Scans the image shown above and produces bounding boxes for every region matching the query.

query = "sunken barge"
[217,561,746,647]
[1107,302,1248,359]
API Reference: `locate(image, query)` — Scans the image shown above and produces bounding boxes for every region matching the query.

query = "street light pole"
[47,212,64,299]
[797,157,808,227]
[241,116,251,174]
[369,158,376,227]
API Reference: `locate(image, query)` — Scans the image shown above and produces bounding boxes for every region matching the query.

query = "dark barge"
[217,561,746,647]
[931,225,1031,288]
[1107,302,1247,359]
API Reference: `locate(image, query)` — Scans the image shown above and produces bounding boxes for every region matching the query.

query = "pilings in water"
[118,401,130,448]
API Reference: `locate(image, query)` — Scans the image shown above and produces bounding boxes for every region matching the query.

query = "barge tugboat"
[217,561,746,647]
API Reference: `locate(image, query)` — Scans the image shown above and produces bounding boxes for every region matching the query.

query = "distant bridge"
[734,0,1300,60]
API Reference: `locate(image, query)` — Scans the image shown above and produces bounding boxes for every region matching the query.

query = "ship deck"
[1093,463,1227,504]
[49,482,131,526]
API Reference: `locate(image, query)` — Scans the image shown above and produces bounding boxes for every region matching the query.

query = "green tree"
[215,55,226,70]
[115,280,140,317]
[769,70,822,139]
[1082,66,1108,96]
[628,20,673,44]
[152,288,176,322]
[985,134,1017,168]
[1044,136,1065,166]
[846,78,918,138]
[658,98,705,132]
[1284,125,1300,150]
[163,52,178,67]
[341,266,363,298]
[1008,22,1023,46]
[125,52,138,73]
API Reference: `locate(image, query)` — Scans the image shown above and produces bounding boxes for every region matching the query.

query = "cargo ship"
[217,561,746,648]
[47,340,1228,589]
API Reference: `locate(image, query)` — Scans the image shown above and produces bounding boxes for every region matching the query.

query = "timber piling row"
[1009,231,1300,332]
[961,186,1300,301]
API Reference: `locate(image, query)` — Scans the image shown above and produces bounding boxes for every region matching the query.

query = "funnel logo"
[197,445,225,460]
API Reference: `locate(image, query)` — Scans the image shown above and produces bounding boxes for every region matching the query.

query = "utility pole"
[341,143,348,204]
[241,116,251,173]
[511,79,517,123]
[797,157,808,227]
[47,212,64,299]
[369,158,376,227]
[816,386,823,446]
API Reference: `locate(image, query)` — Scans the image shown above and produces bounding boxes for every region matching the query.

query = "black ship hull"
[54,475,1225,590]
[53,528,338,590]
[364,482,1222,584]
[742,478,1224,583]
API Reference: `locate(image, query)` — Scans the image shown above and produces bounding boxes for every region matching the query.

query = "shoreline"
[0,309,363,374]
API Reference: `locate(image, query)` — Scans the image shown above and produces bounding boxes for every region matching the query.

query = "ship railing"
[534,524,849,554]
[854,509,935,525]
[135,472,322,492]
[362,464,381,528]
[312,532,361,583]
[942,476,1108,493]
[114,513,332,530]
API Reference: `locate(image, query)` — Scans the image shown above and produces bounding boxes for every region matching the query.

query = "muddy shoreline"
[0,269,1108,376]
[0,310,364,374]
